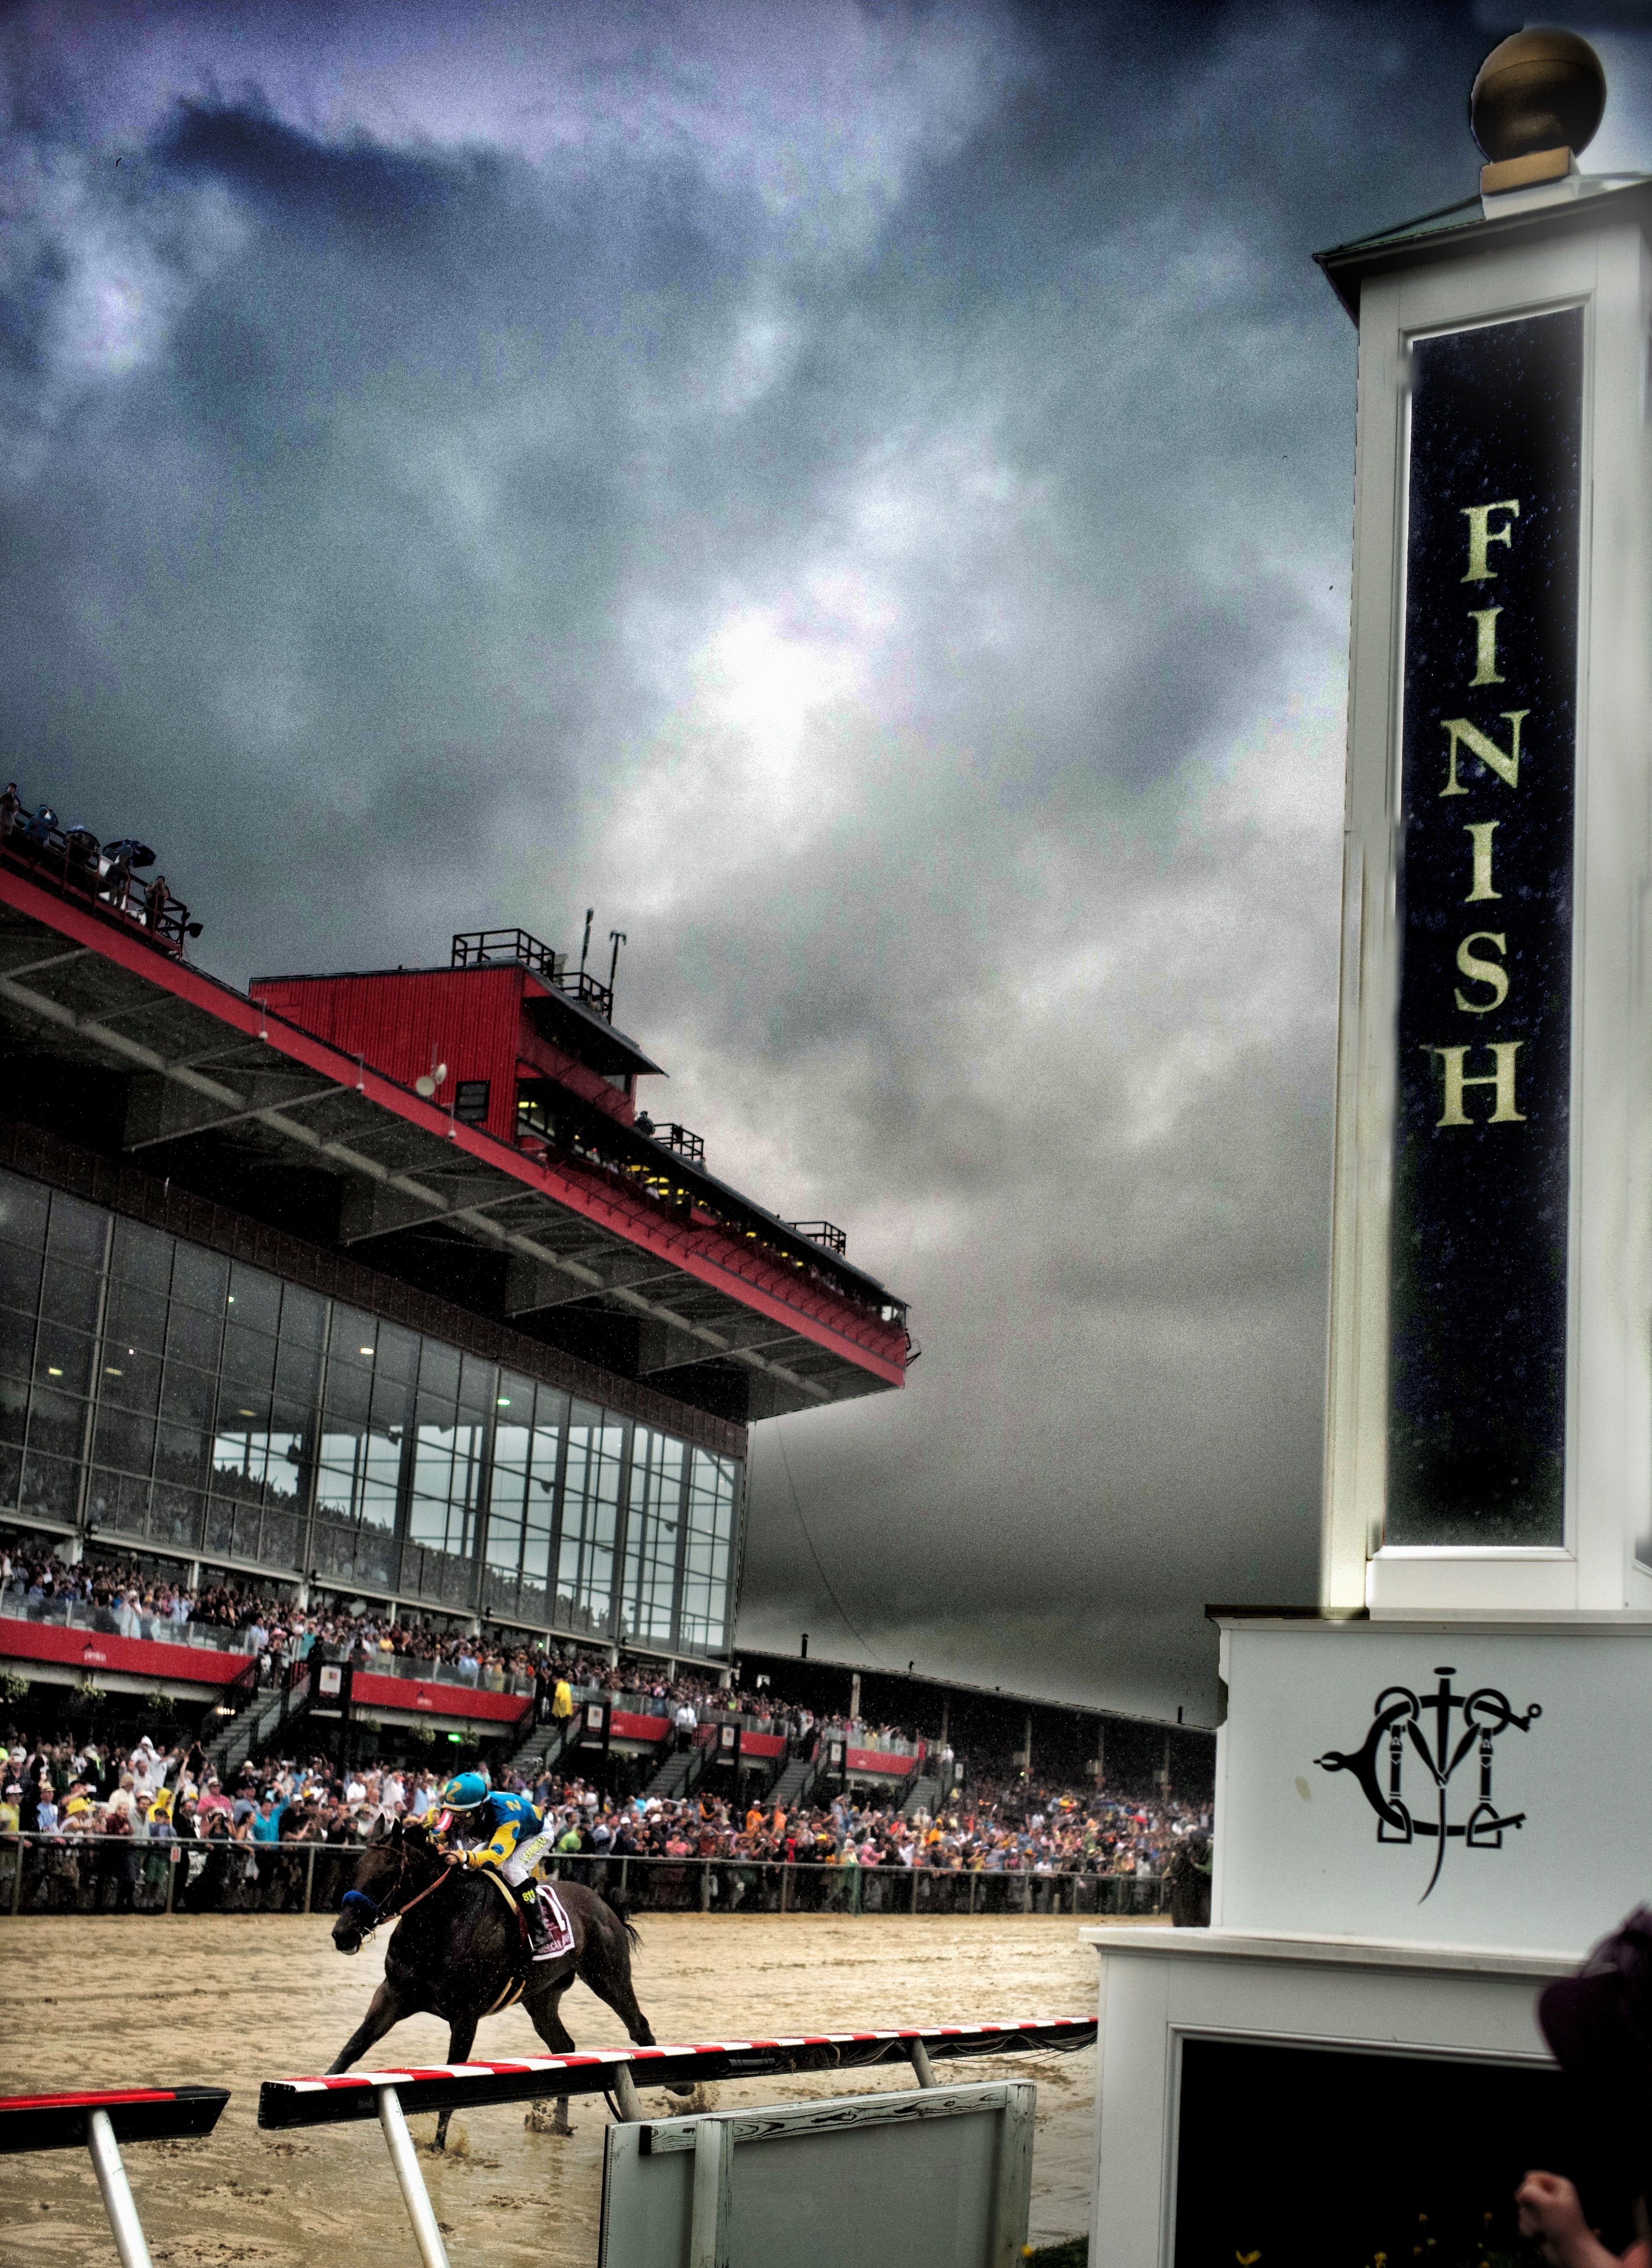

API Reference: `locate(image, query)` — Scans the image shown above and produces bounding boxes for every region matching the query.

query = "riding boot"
[521,1882,554,1960]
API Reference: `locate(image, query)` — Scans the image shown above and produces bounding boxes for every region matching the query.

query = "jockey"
[435,1772,557,1959]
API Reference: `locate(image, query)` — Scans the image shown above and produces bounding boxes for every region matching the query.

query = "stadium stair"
[643,1743,698,1800]
[901,1773,942,1819]
[645,1725,727,1802]
[767,1742,821,1813]
[207,1659,316,1782]
[499,1707,582,1787]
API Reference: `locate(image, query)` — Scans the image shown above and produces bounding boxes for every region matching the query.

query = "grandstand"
[0,783,908,1686]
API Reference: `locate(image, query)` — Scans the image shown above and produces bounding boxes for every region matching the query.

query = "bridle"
[338,1839,456,1940]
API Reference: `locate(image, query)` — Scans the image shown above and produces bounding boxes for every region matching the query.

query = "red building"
[0,806,910,1667]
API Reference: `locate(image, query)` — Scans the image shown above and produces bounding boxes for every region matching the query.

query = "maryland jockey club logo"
[1314,1666,1541,1902]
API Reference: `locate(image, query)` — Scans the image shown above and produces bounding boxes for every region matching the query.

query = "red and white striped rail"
[261,2018,1096,2268]
[257,2015,1096,2129]
[0,2084,230,2268]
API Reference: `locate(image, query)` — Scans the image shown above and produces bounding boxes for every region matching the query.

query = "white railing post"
[86,2107,154,2268]
[376,2084,451,2268]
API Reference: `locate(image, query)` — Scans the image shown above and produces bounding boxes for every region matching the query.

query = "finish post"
[375,2085,451,2268]
[86,2107,153,2268]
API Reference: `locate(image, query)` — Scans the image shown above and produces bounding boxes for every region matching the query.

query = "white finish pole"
[376,2086,452,2268]
[86,2109,153,2268]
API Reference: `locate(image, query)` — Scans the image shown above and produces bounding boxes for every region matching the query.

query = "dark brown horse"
[329,1819,660,2145]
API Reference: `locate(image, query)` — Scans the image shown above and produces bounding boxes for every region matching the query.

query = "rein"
[340,1844,457,1939]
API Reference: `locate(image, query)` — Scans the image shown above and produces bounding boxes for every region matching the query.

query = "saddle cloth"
[532,1882,576,1962]
[480,1869,577,1963]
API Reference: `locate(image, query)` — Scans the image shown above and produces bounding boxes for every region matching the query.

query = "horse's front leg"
[430,2015,479,2155]
[326,1976,412,2073]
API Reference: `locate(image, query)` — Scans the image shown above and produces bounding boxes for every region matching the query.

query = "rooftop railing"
[0,793,201,956]
[788,1220,848,1256]
[451,929,615,1022]
[636,1117,705,1164]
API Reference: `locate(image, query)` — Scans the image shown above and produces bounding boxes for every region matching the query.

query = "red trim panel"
[257,2019,1097,2129]
[349,1671,530,1725]
[608,1711,668,1742]
[0,1628,532,1722]
[845,1748,915,1776]
[0,1617,248,1686]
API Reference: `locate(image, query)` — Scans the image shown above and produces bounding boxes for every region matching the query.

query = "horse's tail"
[602,1883,642,1949]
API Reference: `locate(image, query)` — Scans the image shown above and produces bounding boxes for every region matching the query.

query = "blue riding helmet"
[441,1771,489,1813]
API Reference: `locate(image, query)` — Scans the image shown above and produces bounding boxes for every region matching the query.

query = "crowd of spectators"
[0,1535,1214,1920]
[1,1541,931,1748]
[0,1716,1210,1916]
[2,1542,548,1692]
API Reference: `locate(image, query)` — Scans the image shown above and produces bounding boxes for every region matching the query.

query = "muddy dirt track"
[0,1910,1147,2265]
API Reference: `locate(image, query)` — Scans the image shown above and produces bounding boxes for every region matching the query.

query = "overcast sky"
[7,2,1652,1720]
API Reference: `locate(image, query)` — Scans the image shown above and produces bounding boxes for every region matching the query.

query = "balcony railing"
[517,1104,902,1329]
[788,1220,848,1256]
[451,929,614,1022]
[0,794,201,957]
[636,1117,704,1164]
[3,1588,258,1653]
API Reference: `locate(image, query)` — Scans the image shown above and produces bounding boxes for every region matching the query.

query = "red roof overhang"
[0,863,909,1411]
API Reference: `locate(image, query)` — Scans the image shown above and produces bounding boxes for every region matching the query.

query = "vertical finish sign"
[1388,308,1582,1547]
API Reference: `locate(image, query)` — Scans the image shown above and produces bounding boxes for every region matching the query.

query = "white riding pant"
[500,1827,554,1887]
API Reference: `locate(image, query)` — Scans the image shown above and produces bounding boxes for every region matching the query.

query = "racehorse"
[329,1818,662,2146]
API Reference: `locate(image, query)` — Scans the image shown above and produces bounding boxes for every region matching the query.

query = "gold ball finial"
[1470,29,1606,165]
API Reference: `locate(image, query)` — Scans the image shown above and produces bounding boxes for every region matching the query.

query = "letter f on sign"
[1462,500,1520,580]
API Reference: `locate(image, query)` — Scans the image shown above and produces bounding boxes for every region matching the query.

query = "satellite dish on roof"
[416,1063,448,1099]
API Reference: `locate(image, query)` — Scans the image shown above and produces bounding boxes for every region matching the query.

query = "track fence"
[258,2018,1096,2268]
[1,2021,1093,2268]
[0,2083,228,2268]
[0,1833,1169,1920]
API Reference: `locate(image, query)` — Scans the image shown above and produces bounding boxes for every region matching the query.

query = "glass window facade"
[679,1448,740,1653]
[484,1373,564,1629]
[623,1426,686,1645]
[558,1402,626,1636]
[0,1167,743,1655]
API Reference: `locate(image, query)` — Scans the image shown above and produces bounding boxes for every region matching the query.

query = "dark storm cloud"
[4,0,1642,1716]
